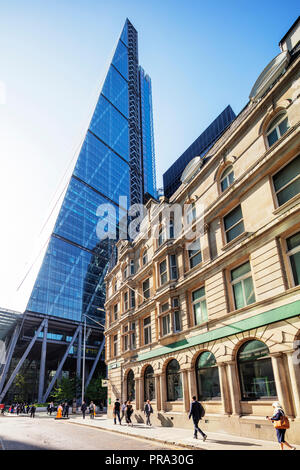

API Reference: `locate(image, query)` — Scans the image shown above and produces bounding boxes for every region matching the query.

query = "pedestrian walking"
[120,401,127,423]
[144,400,153,426]
[49,402,54,416]
[26,404,30,414]
[30,404,36,418]
[89,401,96,419]
[188,396,207,441]
[266,402,296,450]
[125,401,134,427]
[113,398,121,425]
[81,401,87,419]
[63,402,69,418]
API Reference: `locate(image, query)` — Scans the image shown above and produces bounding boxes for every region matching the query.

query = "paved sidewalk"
[64,414,299,451]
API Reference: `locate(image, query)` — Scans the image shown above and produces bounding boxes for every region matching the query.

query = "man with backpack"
[188,396,207,441]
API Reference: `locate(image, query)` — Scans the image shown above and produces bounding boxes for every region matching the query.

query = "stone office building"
[104,18,300,443]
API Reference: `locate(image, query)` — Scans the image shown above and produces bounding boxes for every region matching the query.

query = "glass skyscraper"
[26,19,156,325]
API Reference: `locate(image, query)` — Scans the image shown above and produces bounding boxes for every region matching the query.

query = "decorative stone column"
[226,361,241,416]
[218,362,231,415]
[271,353,293,416]
[135,377,140,410]
[160,372,167,412]
[155,374,161,411]
[139,375,144,411]
[182,370,190,413]
[187,367,197,399]
[286,350,300,419]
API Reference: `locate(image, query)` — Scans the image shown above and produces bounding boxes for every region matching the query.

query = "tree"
[85,375,107,404]
[51,376,76,403]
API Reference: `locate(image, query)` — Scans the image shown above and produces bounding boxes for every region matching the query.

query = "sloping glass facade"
[139,67,157,199]
[163,105,236,199]
[26,19,156,324]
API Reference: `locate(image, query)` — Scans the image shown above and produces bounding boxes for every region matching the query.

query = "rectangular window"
[130,322,136,350]
[169,254,178,279]
[159,259,168,285]
[142,278,150,299]
[231,261,256,309]
[186,202,196,225]
[130,259,135,275]
[188,238,202,268]
[224,205,245,243]
[123,291,129,311]
[123,265,128,280]
[192,287,208,325]
[162,314,170,336]
[172,297,179,308]
[286,231,300,286]
[161,302,169,313]
[130,289,135,309]
[173,310,181,332]
[124,334,129,351]
[113,303,118,321]
[113,334,118,357]
[158,227,165,246]
[142,250,148,265]
[143,316,152,345]
[273,155,300,207]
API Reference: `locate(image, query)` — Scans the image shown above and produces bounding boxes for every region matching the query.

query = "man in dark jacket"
[113,399,121,425]
[188,396,207,441]
[144,400,153,426]
[81,401,87,419]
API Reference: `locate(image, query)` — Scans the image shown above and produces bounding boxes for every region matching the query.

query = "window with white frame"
[192,287,208,325]
[286,231,300,286]
[159,259,168,285]
[162,313,171,336]
[142,278,150,300]
[142,249,148,266]
[113,334,118,357]
[188,238,202,268]
[130,288,135,309]
[220,165,234,192]
[123,291,129,311]
[123,325,129,352]
[173,310,181,332]
[224,204,245,243]
[272,154,300,207]
[158,226,165,246]
[231,261,256,310]
[186,202,196,225]
[143,316,152,345]
[169,254,178,280]
[113,303,118,321]
[130,322,136,349]
[130,259,135,275]
[266,112,290,147]
[169,218,175,239]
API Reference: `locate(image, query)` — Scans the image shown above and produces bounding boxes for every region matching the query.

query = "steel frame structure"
[0,311,105,403]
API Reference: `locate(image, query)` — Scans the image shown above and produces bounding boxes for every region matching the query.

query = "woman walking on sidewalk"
[126,401,134,427]
[266,402,296,450]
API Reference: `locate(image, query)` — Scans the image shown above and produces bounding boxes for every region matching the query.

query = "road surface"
[0,415,180,450]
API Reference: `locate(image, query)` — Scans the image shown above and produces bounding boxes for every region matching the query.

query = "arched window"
[220,165,234,192]
[266,112,290,147]
[144,365,155,401]
[196,351,221,401]
[237,340,277,400]
[166,359,182,401]
[127,369,135,401]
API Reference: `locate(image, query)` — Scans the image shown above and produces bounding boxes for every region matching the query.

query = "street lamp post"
[81,310,105,405]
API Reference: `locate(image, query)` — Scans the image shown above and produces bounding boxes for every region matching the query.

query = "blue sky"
[0,0,298,311]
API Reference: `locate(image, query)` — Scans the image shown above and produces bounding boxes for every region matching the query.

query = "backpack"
[199,402,205,419]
